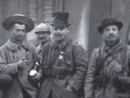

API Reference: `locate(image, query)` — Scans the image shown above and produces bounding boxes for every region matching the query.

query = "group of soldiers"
[0,12,130,98]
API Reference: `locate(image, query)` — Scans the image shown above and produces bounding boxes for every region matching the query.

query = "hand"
[17,57,28,70]
[30,72,42,82]
[66,85,73,91]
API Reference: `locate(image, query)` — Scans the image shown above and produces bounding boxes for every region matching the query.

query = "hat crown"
[98,17,123,33]
[35,23,50,32]
[102,18,117,25]
[51,12,70,27]
[2,14,34,32]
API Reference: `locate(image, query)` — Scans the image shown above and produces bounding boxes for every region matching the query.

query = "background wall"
[64,0,90,53]
[88,0,130,58]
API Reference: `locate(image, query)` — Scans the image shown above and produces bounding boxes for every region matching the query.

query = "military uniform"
[39,38,88,98]
[85,18,130,98]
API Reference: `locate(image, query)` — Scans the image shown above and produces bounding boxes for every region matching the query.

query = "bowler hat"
[35,23,51,34]
[2,14,34,32]
[51,12,70,27]
[0,74,13,89]
[98,18,123,33]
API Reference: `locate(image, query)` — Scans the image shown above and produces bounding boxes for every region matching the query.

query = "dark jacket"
[0,39,39,98]
[85,40,130,98]
[39,38,88,98]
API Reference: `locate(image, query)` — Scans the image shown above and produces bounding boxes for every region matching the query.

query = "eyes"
[16,29,25,32]
[53,27,65,31]
[105,28,117,32]
[103,25,119,33]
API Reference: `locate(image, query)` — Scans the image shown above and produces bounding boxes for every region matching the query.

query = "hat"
[2,14,34,32]
[98,18,123,33]
[51,12,70,27]
[35,23,51,34]
[0,74,13,89]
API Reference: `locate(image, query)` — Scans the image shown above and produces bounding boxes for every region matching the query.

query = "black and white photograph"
[0,0,130,98]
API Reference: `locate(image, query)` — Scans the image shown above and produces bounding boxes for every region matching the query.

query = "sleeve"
[84,49,99,98]
[68,43,88,91]
[0,47,18,75]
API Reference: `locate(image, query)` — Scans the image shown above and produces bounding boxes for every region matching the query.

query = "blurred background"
[0,0,130,96]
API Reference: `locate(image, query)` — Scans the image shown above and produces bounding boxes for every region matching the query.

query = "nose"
[39,34,44,37]
[57,29,60,33]
[19,30,24,35]
[109,29,113,34]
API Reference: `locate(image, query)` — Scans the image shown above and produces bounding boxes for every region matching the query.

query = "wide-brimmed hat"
[2,14,34,32]
[35,23,51,34]
[98,18,123,33]
[51,12,70,27]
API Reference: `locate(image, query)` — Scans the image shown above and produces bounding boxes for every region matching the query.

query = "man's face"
[10,23,26,42]
[37,32,50,43]
[102,25,119,42]
[52,26,69,42]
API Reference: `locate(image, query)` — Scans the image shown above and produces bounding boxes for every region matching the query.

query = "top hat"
[97,18,123,33]
[51,12,70,27]
[35,23,51,34]
[2,14,34,32]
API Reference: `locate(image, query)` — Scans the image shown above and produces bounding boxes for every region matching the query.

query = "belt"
[52,74,66,79]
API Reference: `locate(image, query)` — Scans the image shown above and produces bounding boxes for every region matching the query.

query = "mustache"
[38,37,46,40]
[54,33,62,36]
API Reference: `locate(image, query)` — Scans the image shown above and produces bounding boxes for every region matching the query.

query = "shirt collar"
[6,39,30,51]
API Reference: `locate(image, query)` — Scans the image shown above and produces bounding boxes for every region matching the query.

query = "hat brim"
[51,23,70,27]
[97,22,123,34]
[2,16,34,32]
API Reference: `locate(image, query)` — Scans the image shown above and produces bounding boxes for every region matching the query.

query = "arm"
[0,47,18,75]
[84,49,99,98]
[68,43,88,91]
[31,45,42,80]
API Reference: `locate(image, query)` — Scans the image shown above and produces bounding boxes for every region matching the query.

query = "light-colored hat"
[35,23,51,34]
[2,14,34,32]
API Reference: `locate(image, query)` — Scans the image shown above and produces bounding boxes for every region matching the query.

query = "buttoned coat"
[0,39,39,98]
[39,38,88,98]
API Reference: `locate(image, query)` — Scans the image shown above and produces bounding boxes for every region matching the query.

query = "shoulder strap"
[97,45,125,73]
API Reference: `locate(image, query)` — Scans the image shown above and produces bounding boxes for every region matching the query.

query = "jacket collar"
[6,39,30,51]
[102,38,124,53]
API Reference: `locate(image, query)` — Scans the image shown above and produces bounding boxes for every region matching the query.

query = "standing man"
[38,12,88,98]
[0,14,42,98]
[85,18,130,98]
[35,23,51,56]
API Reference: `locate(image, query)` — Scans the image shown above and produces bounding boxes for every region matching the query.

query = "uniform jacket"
[85,39,130,98]
[0,39,39,98]
[39,38,88,98]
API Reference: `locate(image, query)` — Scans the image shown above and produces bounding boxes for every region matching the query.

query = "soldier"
[0,14,42,98]
[38,12,88,98]
[85,18,130,98]
[35,23,51,55]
